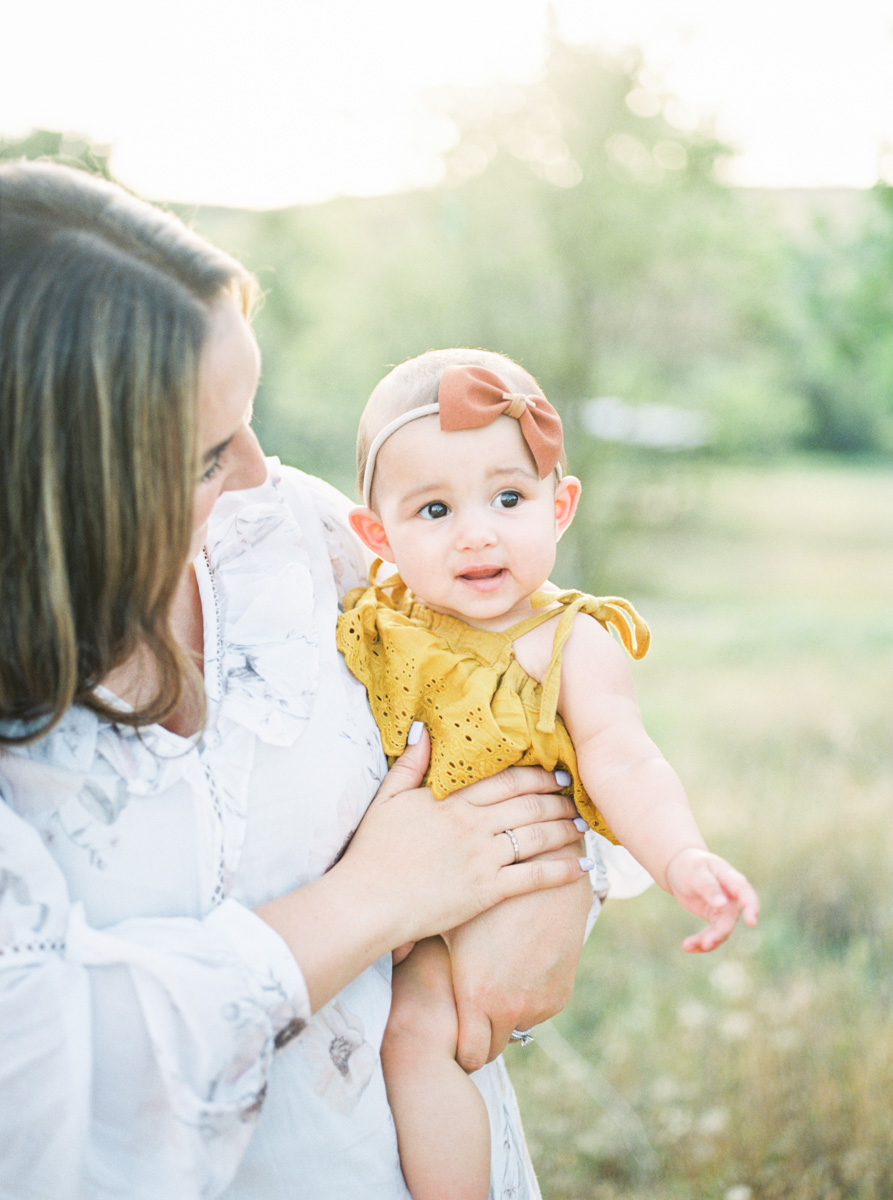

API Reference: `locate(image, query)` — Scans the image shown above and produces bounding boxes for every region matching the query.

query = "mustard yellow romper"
[336,570,650,842]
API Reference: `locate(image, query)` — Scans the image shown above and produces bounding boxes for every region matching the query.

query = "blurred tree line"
[4,41,891,586]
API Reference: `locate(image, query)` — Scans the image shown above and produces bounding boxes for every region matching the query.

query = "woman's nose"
[225,424,267,492]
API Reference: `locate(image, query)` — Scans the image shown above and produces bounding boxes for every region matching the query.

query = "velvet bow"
[437,365,564,479]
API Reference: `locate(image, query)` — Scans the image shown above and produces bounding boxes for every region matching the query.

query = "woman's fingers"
[454,1005,495,1075]
[494,819,585,866]
[495,854,592,902]
[457,764,574,808]
[375,724,431,799]
[342,740,591,949]
[481,788,579,837]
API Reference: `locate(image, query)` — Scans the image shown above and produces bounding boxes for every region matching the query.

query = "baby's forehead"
[371,415,541,508]
[380,412,537,472]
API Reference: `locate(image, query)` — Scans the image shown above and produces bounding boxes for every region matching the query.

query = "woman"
[0,162,597,1199]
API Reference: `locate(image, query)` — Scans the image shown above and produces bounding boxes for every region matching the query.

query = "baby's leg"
[382,936,490,1200]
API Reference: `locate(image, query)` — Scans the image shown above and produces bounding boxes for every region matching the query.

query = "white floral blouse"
[0,461,552,1200]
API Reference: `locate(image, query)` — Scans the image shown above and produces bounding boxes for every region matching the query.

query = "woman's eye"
[200,456,223,484]
[418,501,449,520]
[494,490,521,509]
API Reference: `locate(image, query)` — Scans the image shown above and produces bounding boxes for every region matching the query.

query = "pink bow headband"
[362,365,564,506]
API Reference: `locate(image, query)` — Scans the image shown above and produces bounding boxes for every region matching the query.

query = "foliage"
[174,43,839,574]
[0,129,112,177]
[775,184,893,452]
[3,51,893,1195]
[3,41,886,494]
[509,456,893,1199]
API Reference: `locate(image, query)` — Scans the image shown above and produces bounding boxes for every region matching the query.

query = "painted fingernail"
[407,721,424,745]
[578,856,595,872]
[573,817,588,833]
[555,769,572,787]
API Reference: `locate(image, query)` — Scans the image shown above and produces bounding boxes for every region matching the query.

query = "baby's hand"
[664,848,760,953]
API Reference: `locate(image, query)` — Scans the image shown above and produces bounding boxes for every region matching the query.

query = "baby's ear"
[554,475,582,539]
[349,507,396,562]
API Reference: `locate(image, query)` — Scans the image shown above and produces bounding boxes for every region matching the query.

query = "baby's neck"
[418,583,562,634]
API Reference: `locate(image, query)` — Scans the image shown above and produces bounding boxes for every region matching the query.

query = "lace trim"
[202,758,226,908]
[202,547,225,699]
[0,938,65,956]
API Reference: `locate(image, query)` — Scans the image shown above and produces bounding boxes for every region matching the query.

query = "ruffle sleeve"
[0,781,310,1199]
[295,470,374,602]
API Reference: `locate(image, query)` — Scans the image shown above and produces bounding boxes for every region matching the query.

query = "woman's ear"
[349,507,396,562]
[554,475,582,539]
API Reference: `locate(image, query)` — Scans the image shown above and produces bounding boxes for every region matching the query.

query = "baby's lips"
[458,566,504,580]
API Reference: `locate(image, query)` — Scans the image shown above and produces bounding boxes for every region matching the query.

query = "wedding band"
[510,1028,535,1046]
[502,828,521,863]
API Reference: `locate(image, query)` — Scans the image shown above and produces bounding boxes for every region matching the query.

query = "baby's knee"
[383,941,459,1063]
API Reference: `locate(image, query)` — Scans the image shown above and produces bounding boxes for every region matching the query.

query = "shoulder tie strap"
[365,557,411,605]
[520,590,651,734]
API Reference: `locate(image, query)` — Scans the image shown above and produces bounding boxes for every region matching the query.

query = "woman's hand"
[256,728,589,1012]
[443,843,593,1072]
[665,847,760,953]
[342,729,591,947]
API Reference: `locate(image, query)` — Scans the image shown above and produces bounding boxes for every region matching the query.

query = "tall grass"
[509,457,893,1200]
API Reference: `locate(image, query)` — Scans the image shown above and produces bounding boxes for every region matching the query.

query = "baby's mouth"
[458,567,506,590]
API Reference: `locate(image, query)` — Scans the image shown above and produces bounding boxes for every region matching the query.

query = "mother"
[0,162,596,1199]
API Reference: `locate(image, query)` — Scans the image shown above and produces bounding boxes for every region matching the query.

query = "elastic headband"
[362,365,564,506]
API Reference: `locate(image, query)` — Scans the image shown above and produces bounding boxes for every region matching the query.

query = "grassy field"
[507,456,893,1200]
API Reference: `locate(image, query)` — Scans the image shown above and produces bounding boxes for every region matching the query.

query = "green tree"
[780,184,893,452]
[0,129,112,177]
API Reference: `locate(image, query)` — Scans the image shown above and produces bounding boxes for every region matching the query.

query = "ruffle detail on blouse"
[202,459,321,748]
[4,462,327,823]
[1,702,210,819]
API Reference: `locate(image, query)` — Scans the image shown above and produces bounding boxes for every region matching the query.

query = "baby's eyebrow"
[399,481,449,503]
[487,464,539,480]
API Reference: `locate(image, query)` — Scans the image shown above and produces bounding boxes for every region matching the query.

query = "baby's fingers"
[682,901,740,953]
[682,861,760,953]
[711,860,761,928]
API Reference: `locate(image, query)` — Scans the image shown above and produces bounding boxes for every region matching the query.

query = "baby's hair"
[357,348,562,500]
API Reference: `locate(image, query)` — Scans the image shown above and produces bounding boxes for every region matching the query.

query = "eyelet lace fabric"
[336,568,650,841]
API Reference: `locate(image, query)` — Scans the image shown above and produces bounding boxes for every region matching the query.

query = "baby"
[336,348,759,1200]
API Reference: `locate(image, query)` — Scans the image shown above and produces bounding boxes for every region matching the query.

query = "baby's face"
[370,415,577,630]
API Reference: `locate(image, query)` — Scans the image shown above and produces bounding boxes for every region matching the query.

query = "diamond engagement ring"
[502,828,521,863]
[510,1029,535,1046]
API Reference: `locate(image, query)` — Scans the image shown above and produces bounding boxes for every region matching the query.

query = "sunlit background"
[4,0,893,206]
[4,3,893,1198]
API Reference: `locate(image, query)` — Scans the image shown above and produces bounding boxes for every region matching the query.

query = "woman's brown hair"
[0,161,255,744]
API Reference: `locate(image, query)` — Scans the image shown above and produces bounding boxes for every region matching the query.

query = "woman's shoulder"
[208,460,372,600]
[268,462,372,598]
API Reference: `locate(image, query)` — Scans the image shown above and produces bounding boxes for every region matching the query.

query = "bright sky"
[4,0,892,208]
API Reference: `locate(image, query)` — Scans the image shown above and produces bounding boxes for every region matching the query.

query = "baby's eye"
[493,490,521,510]
[418,501,450,520]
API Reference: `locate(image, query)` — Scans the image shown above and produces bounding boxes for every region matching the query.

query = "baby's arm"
[557,615,759,951]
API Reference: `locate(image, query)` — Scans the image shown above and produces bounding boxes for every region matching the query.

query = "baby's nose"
[454,513,497,550]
